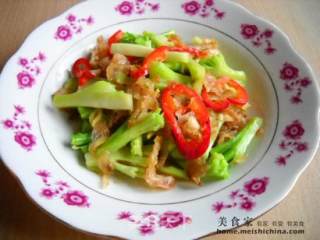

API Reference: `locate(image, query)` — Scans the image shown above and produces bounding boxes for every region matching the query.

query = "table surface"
[0,0,319,239]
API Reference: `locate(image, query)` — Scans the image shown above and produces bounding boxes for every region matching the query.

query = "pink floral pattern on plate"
[280,62,311,104]
[240,24,276,54]
[117,211,191,235]
[276,120,307,166]
[1,105,36,151]
[36,170,90,207]
[54,14,94,41]
[181,0,225,19]
[212,177,269,213]
[115,0,160,16]
[16,52,46,89]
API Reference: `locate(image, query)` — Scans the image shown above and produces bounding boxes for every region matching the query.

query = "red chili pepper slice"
[202,77,249,112]
[161,84,211,160]
[108,30,124,55]
[131,46,169,79]
[78,70,96,86]
[72,58,91,79]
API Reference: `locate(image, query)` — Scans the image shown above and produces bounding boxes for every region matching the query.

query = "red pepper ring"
[161,84,211,160]
[202,77,249,112]
[72,58,92,79]
[131,46,169,79]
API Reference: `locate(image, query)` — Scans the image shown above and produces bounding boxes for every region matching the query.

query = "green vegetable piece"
[96,111,165,155]
[192,36,203,45]
[200,53,247,82]
[166,51,191,63]
[111,43,153,57]
[130,136,143,157]
[164,62,188,74]
[53,81,133,110]
[211,117,262,163]
[226,117,262,163]
[71,132,91,150]
[187,59,206,94]
[204,152,229,180]
[159,166,188,180]
[78,107,93,119]
[149,61,191,89]
[143,31,173,47]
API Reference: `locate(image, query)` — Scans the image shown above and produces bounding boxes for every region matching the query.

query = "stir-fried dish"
[53,30,262,189]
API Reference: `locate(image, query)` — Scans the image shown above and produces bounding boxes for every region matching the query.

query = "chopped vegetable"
[200,53,247,82]
[161,83,211,160]
[108,30,124,54]
[202,77,249,112]
[54,30,263,189]
[130,136,143,156]
[53,81,133,110]
[96,111,165,155]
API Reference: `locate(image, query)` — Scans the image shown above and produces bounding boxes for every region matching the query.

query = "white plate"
[0,0,319,239]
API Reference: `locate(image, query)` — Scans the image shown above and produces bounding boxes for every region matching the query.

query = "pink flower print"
[205,0,214,6]
[276,156,287,166]
[36,170,50,178]
[230,190,239,199]
[212,202,225,213]
[14,131,36,151]
[263,29,273,38]
[14,105,25,114]
[41,188,55,199]
[18,58,28,66]
[17,71,35,89]
[296,142,308,152]
[38,52,46,62]
[2,119,14,129]
[280,63,299,80]
[139,224,154,235]
[55,25,72,41]
[62,190,89,207]
[283,120,304,140]
[118,211,132,220]
[244,177,269,196]
[265,47,276,55]
[300,77,311,87]
[159,211,185,229]
[67,14,76,22]
[215,11,225,19]
[240,199,255,211]
[291,95,302,104]
[241,24,259,39]
[182,1,201,16]
[116,1,134,15]
[151,3,160,11]
[142,211,157,218]
[86,16,94,25]
[56,180,70,188]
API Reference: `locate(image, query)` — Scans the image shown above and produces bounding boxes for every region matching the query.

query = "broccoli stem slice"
[53,81,133,111]
[199,53,247,82]
[211,117,263,162]
[130,136,143,157]
[71,132,91,150]
[159,166,188,180]
[96,111,165,155]
[187,59,206,94]
[149,61,191,89]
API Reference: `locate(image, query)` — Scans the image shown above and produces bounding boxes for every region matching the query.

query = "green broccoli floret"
[96,111,165,155]
[149,61,192,89]
[130,136,143,156]
[53,81,133,110]
[212,117,263,163]
[203,152,229,180]
[199,53,247,82]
